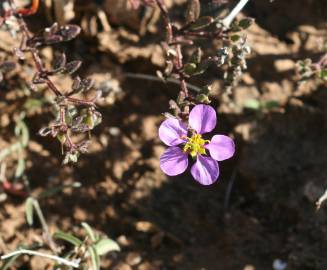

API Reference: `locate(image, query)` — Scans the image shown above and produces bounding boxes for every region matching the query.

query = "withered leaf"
[65,61,82,75]
[72,76,82,90]
[58,25,81,41]
[189,16,214,31]
[53,53,67,71]
[185,0,201,23]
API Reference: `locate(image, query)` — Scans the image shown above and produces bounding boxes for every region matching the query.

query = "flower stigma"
[183,134,209,158]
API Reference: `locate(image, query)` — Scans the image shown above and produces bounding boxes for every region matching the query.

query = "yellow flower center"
[183,134,209,158]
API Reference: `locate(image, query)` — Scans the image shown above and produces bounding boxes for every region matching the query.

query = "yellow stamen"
[183,134,209,158]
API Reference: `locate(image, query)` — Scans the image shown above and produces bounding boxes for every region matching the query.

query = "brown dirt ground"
[1,0,327,269]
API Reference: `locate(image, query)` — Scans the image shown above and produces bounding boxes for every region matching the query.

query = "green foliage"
[238,18,254,30]
[25,197,35,226]
[94,238,121,256]
[51,222,120,269]
[296,52,327,85]
[88,246,100,270]
[244,99,280,112]
[81,222,97,242]
[319,69,327,80]
[53,231,83,246]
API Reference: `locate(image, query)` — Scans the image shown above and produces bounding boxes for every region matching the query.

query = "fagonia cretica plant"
[149,0,251,184]
[0,0,254,269]
[159,104,235,185]
[1,0,102,164]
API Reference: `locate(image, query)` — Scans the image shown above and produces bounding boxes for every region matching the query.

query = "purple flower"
[159,104,235,185]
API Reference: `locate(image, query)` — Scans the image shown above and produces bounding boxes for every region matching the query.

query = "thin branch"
[3,0,99,157]
[32,200,58,253]
[223,169,237,212]
[316,190,327,210]
[222,0,250,28]
[8,0,63,97]
[1,249,80,268]
[124,72,202,92]
[154,0,190,98]
[154,0,173,43]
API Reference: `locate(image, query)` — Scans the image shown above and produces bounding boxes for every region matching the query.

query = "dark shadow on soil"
[20,82,327,269]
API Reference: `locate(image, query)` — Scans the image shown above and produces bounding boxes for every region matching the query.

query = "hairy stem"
[1,249,80,268]
[222,0,250,27]
[125,72,202,92]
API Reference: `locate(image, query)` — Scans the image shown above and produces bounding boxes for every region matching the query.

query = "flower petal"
[189,104,216,134]
[160,146,188,176]
[190,155,219,185]
[206,135,235,161]
[159,118,187,146]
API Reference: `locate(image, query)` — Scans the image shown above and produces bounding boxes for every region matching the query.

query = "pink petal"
[206,135,235,161]
[160,146,188,176]
[158,118,188,146]
[189,104,217,134]
[191,155,219,185]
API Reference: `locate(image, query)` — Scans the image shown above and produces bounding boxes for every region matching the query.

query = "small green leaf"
[193,60,210,76]
[88,246,100,270]
[231,34,240,42]
[16,120,29,147]
[24,98,46,112]
[196,94,211,104]
[15,158,25,179]
[53,231,82,246]
[262,100,280,110]
[238,18,254,29]
[94,238,120,256]
[244,99,260,110]
[82,222,97,242]
[183,63,197,75]
[320,69,327,79]
[25,197,34,226]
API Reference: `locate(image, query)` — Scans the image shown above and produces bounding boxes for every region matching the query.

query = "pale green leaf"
[243,99,260,110]
[53,231,82,246]
[81,222,96,242]
[25,197,34,226]
[94,238,120,256]
[15,158,25,178]
[88,246,100,270]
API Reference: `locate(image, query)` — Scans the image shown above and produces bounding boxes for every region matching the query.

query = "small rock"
[135,221,156,232]
[273,259,287,270]
[243,265,255,270]
[114,262,132,270]
[138,262,155,270]
[73,207,88,221]
[0,114,9,127]
[126,252,142,266]
[117,235,132,246]
[274,59,295,72]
